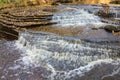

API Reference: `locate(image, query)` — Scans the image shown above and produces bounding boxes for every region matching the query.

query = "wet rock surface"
[0,41,46,80]
[0,4,120,80]
[104,25,120,32]
[14,31,120,80]
[0,31,120,80]
[0,4,120,39]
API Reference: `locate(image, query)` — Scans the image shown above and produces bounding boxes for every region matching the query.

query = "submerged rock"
[104,25,120,32]
[97,4,115,18]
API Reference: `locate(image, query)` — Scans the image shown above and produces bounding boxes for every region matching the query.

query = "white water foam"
[62,59,120,80]
[15,31,120,80]
[52,8,105,27]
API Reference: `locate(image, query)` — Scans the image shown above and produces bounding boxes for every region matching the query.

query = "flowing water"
[52,5,105,27]
[15,30,120,80]
[52,8,104,27]
[0,4,120,80]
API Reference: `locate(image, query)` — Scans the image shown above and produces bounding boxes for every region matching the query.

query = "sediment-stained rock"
[104,25,120,32]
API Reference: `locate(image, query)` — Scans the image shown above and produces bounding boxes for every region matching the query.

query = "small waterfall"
[111,6,120,20]
[52,7,104,27]
[115,10,120,20]
[16,31,120,80]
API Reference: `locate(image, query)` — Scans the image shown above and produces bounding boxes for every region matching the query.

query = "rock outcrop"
[104,25,120,32]
[0,6,57,39]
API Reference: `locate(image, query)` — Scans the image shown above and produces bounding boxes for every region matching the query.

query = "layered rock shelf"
[0,6,57,39]
[0,6,56,28]
[101,18,120,26]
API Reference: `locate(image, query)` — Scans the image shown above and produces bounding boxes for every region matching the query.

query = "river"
[0,4,120,80]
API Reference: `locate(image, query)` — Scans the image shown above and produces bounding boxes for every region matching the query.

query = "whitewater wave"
[52,7,105,27]
[15,31,120,80]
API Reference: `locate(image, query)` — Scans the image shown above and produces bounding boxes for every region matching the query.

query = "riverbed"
[0,4,120,80]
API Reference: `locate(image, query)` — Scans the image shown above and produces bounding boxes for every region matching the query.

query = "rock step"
[0,13,53,19]
[104,25,120,32]
[8,13,53,18]
[8,8,53,16]
[0,7,53,16]
[0,25,18,40]
[101,18,120,26]
[0,26,18,36]
[0,7,56,28]
[0,6,57,40]
[0,19,56,28]
[0,14,52,22]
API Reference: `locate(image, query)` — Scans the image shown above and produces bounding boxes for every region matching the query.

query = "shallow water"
[15,31,120,80]
[51,4,104,27]
[28,4,120,39]
[0,4,120,80]
[13,6,120,78]
[0,30,120,80]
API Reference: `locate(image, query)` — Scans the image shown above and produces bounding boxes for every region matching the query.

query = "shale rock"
[0,6,57,39]
[0,6,56,28]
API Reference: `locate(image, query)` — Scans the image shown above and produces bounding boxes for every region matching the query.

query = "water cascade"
[52,7,105,27]
[16,31,120,80]
[0,4,120,80]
